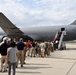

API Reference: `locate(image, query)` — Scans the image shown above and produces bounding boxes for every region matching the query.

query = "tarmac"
[0,42,76,75]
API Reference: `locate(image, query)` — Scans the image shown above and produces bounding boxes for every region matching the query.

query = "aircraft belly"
[27,33,54,41]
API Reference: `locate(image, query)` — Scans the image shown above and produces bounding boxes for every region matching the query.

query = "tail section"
[70,20,76,25]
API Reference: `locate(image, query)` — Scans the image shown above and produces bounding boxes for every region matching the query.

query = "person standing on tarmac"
[16,38,25,67]
[39,41,46,57]
[0,38,8,72]
[6,42,18,75]
[31,41,36,57]
[26,40,32,56]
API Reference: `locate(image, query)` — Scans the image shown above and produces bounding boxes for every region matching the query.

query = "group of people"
[0,37,25,75]
[0,37,55,75]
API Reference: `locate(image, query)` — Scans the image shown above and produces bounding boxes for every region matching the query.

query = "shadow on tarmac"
[26,63,49,65]
[17,66,52,69]
[16,71,41,74]
[16,64,52,74]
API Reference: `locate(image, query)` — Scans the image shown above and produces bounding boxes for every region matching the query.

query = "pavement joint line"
[66,61,76,75]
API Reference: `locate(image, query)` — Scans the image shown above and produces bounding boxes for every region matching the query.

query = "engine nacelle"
[0,36,8,42]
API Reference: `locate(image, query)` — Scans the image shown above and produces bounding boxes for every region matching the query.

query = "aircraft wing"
[0,12,24,36]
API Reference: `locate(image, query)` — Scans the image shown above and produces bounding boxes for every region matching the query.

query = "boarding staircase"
[58,30,66,49]
[53,29,66,50]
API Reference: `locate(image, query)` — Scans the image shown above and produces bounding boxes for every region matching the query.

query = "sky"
[0,0,76,27]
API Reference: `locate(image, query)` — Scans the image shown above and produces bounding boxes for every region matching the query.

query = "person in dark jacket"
[0,39,8,72]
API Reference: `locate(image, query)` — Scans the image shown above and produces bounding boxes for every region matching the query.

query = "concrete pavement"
[0,42,76,75]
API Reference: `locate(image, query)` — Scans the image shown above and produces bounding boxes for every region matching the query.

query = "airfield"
[0,42,76,75]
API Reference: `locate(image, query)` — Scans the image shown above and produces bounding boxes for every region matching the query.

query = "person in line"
[0,39,8,72]
[17,38,25,67]
[26,40,32,56]
[6,42,18,75]
[39,41,46,57]
[31,41,36,57]
[23,41,27,64]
